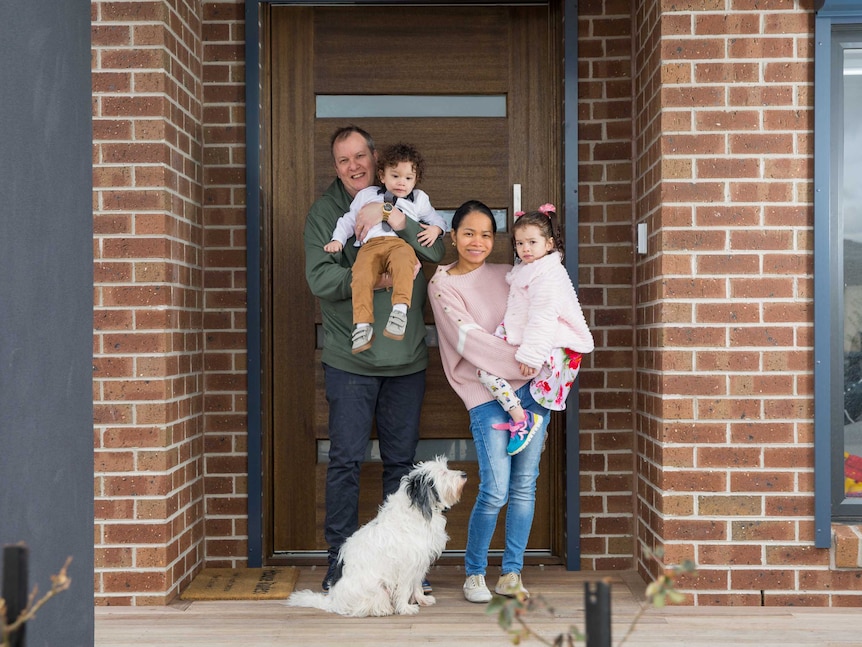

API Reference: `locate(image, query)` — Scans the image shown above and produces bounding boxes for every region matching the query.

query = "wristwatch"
[382,202,393,223]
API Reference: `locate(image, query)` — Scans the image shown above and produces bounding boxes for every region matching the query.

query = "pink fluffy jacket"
[502,251,594,370]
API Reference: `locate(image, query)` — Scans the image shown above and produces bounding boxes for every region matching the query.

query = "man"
[303,126,446,591]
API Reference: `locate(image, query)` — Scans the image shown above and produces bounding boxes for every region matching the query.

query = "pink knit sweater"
[429,262,528,410]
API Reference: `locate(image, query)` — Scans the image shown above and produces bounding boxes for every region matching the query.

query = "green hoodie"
[303,179,446,376]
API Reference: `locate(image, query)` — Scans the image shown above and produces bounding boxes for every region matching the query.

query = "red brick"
[765,495,814,517]
[661,86,724,107]
[95,547,133,568]
[731,520,796,541]
[731,569,795,590]
[699,543,763,566]
[765,545,829,566]
[103,571,168,594]
[697,157,760,179]
[675,568,730,590]
[103,475,172,498]
[729,85,794,107]
[729,133,794,154]
[662,470,727,492]
[767,593,829,606]
[103,522,170,545]
[728,37,795,59]
[94,499,135,520]
[763,446,812,468]
[696,592,760,605]
[696,398,762,421]
[699,495,762,516]
[695,13,759,34]
[764,61,812,83]
[661,38,724,60]
[95,451,136,472]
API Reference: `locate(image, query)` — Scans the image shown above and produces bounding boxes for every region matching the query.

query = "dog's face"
[405,456,467,521]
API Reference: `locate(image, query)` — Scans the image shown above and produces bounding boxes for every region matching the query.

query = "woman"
[429,200,550,603]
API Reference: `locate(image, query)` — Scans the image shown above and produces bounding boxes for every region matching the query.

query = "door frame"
[244,0,582,569]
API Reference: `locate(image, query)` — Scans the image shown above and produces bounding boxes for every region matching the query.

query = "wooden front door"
[262,3,565,563]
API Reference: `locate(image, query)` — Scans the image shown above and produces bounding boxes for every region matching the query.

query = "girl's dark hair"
[512,207,564,260]
[451,200,497,233]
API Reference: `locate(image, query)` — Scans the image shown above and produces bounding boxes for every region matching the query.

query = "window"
[814,3,862,544]
[837,36,862,505]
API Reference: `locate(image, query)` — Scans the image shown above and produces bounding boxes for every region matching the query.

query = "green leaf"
[498,604,514,629]
[486,597,506,614]
[569,625,585,640]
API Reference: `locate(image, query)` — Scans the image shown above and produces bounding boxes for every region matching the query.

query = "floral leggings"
[478,347,582,414]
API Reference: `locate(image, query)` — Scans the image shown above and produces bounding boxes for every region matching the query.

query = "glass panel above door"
[316,95,507,118]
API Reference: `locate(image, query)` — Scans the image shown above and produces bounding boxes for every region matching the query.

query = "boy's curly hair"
[378,142,426,183]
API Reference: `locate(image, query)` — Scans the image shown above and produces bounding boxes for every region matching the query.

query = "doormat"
[180,567,299,601]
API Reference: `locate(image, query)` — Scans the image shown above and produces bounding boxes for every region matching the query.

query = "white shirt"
[330,186,447,247]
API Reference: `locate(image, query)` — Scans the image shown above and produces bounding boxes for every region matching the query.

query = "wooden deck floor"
[95,565,862,646]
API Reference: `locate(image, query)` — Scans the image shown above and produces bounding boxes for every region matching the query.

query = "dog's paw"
[396,603,420,615]
[416,593,436,607]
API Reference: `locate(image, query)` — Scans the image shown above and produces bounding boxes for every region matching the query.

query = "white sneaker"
[351,325,373,354]
[495,572,529,598]
[463,574,492,603]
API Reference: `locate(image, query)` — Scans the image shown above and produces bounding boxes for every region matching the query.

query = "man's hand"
[374,272,392,290]
[354,202,381,243]
[373,261,422,291]
[324,240,343,253]
[356,201,408,242]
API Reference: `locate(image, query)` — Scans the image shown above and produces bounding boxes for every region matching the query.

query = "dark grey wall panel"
[0,1,94,645]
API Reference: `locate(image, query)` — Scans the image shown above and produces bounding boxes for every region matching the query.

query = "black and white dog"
[287,456,466,617]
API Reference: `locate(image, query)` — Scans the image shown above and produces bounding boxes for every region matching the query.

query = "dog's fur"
[286,456,466,617]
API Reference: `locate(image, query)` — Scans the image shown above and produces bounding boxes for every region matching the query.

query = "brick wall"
[93,0,208,605]
[631,0,665,581]
[577,0,637,571]
[198,0,248,569]
[629,1,860,605]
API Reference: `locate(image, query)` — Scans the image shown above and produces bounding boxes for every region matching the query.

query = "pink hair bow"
[514,210,525,218]
[538,203,556,215]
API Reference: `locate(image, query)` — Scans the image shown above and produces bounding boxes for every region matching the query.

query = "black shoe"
[422,578,432,594]
[322,561,337,592]
[322,559,343,593]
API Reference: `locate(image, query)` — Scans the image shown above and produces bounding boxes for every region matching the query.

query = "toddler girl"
[478,203,594,455]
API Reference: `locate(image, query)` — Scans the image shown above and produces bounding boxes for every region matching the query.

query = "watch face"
[383,202,393,211]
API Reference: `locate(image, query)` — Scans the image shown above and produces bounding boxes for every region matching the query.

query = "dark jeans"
[322,364,426,561]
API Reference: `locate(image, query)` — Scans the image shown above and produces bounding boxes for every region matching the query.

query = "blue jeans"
[322,364,425,561]
[465,383,549,576]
